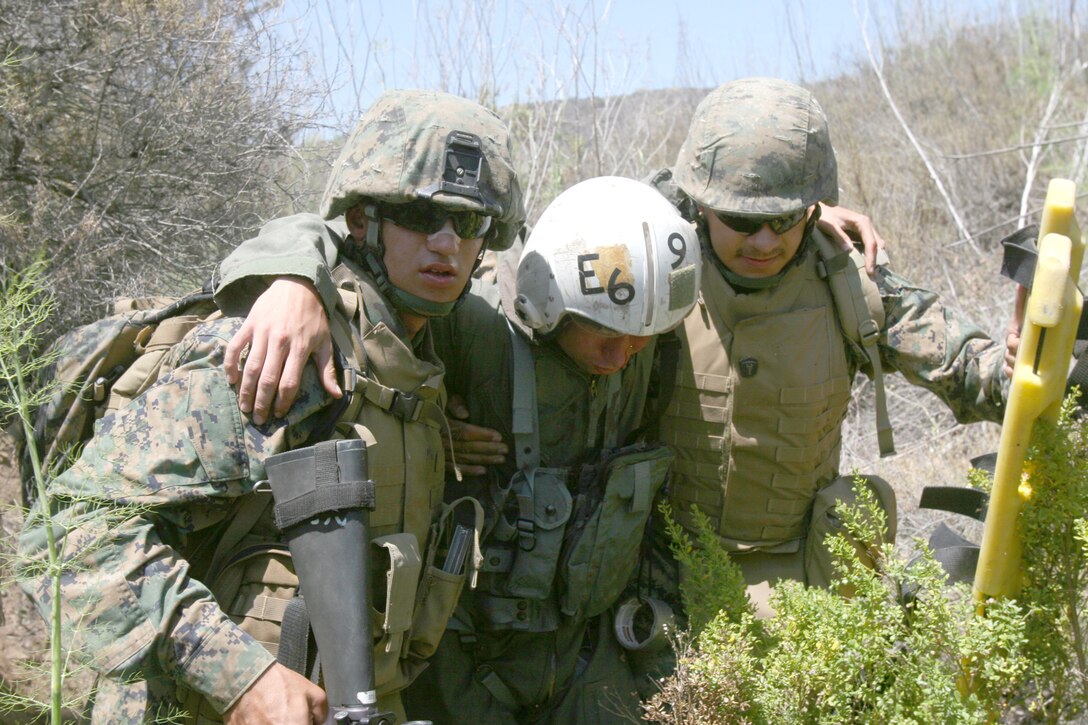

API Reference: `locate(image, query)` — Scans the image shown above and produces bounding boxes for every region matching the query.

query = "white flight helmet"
[514,176,701,337]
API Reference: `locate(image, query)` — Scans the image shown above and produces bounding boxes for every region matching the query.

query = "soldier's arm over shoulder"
[215,212,345,319]
[16,317,333,713]
[876,268,1008,424]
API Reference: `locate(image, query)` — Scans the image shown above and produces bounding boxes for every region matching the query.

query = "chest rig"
[461,321,673,634]
[178,260,471,722]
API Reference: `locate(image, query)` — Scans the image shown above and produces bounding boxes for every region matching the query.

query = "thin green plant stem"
[0,273,63,725]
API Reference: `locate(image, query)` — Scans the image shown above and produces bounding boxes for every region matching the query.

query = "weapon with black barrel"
[265,439,431,725]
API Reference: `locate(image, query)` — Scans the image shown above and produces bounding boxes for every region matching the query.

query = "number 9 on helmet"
[513,176,701,337]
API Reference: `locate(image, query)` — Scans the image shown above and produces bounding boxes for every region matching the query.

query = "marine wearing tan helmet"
[656,77,1008,622]
[672,76,839,216]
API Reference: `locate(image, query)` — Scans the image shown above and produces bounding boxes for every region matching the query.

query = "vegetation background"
[1,0,1087,719]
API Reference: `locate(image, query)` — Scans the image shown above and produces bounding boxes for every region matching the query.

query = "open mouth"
[421,263,457,279]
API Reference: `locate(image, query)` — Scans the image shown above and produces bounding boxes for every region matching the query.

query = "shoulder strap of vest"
[507,317,626,466]
[492,319,542,552]
[509,318,540,470]
[627,329,681,445]
[297,265,368,446]
[812,233,896,456]
[311,264,446,444]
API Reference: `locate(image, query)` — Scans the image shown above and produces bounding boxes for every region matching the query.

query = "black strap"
[136,282,216,327]
[918,486,989,523]
[933,546,981,585]
[299,344,357,448]
[1000,225,1042,289]
[1067,341,1088,405]
[278,595,312,677]
[1001,224,1088,341]
[272,440,377,530]
[927,522,981,584]
[999,226,1088,412]
[969,452,997,477]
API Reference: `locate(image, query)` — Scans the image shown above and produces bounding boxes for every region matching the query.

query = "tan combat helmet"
[321,89,526,252]
[672,77,838,215]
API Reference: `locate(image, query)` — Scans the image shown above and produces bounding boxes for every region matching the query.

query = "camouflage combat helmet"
[673,77,838,215]
[321,89,525,252]
[322,89,526,318]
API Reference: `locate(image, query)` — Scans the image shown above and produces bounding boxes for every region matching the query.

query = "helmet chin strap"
[356,203,480,320]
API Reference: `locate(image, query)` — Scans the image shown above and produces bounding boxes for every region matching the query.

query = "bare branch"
[852,0,976,252]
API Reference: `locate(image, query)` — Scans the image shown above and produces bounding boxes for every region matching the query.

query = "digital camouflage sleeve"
[877,265,1008,425]
[18,316,337,714]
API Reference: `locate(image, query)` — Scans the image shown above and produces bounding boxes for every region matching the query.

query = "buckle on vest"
[858,319,880,344]
[340,367,363,395]
[388,390,423,422]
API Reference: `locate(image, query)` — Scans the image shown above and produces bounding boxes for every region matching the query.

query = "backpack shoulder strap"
[204,493,277,583]
[812,232,896,456]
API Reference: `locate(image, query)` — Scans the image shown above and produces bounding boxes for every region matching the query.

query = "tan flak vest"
[661,235,877,552]
[180,261,465,723]
[328,262,448,544]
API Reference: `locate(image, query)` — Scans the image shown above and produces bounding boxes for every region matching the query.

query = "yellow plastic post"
[973,178,1083,605]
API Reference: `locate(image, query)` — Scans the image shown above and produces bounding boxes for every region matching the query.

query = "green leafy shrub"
[646,480,1029,724]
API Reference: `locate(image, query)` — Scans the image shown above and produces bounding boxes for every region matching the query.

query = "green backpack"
[17,285,219,506]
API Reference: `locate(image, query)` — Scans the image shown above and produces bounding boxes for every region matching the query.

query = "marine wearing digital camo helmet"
[653,77,1008,614]
[18,89,524,723]
[214,173,703,723]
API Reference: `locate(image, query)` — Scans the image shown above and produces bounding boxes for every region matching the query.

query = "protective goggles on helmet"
[382,200,494,240]
[713,207,807,235]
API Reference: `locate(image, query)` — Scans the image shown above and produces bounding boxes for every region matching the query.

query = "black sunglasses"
[712,208,807,235]
[382,200,494,240]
